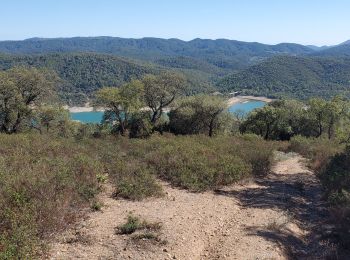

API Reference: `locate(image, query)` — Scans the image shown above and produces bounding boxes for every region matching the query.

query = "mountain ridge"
[0,36,315,71]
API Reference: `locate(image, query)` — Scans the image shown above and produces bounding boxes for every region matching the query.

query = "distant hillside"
[0,37,315,71]
[0,53,217,105]
[217,56,350,99]
[0,53,158,105]
[314,44,350,57]
[3,37,350,103]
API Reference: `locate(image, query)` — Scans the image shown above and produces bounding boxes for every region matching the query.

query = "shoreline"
[66,95,273,113]
[227,95,273,107]
[64,105,105,113]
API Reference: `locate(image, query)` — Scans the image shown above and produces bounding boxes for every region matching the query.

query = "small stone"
[163,248,168,252]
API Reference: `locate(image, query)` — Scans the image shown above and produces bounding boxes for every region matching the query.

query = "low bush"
[116,215,162,235]
[290,136,350,251]
[0,133,281,258]
[0,134,103,258]
[320,147,350,249]
[110,161,163,201]
[146,137,252,191]
[108,134,279,192]
[289,135,343,172]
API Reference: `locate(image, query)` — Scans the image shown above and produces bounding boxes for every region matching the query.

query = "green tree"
[169,95,227,137]
[0,67,57,134]
[95,80,144,136]
[34,106,70,133]
[240,106,280,140]
[307,98,328,138]
[142,72,186,127]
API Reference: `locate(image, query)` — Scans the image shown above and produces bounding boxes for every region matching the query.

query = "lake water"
[228,100,266,115]
[70,101,266,123]
[70,111,104,123]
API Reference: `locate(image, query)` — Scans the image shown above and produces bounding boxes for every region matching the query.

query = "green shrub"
[116,214,162,235]
[129,112,153,139]
[0,133,281,257]
[116,215,142,235]
[320,147,350,249]
[289,135,343,172]
[110,161,163,201]
[148,144,251,191]
[0,134,103,258]
[319,146,350,197]
[290,137,350,250]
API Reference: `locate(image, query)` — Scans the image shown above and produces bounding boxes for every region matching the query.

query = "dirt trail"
[49,152,333,259]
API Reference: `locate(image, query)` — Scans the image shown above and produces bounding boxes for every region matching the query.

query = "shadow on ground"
[215,171,339,259]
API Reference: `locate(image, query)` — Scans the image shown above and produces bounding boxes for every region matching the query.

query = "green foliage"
[169,95,228,137]
[0,130,281,258]
[129,112,153,138]
[33,105,70,133]
[0,37,313,71]
[116,214,162,235]
[111,161,163,201]
[289,136,342,172]
[293,140,350,249]
[241,97,350,141]
[320,146,350,203]
[217,56,350,99]
[0,37,320,106]
[0,53,155,106]
[143,135,276,190]
[0,67,58,134]
[116,215,143,235]
[0,134,103,258]
[142,72,186,126]
[95,80,144,135]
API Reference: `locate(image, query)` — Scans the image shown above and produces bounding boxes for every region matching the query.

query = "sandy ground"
[49,153,334,260]
[227,96,274,107]
[64,105,105,113]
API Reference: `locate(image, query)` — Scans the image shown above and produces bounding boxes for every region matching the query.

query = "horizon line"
[0,35,344,47]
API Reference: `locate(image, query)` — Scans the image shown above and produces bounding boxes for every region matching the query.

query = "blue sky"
[1,0,349,45]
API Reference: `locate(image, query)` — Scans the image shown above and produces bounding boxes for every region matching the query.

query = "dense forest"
[217,56,350,99]
[0,53,218,105]
[0,37,314,70]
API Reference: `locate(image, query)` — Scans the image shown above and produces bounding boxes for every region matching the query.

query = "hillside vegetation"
[0,37,314,70]
[217,56,350,99]
[0,53,219,105]
[2,37,350,103]
[0,67,350,258]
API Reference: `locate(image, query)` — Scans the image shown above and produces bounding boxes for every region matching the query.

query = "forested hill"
[0,52,218,105]
[2,37,350,103]
[312,43,350,57]
[0,53,158,105]
[216,56,350,99]
[0,37,315,70]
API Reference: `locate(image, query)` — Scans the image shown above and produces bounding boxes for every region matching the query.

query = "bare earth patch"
[49,152,334,259]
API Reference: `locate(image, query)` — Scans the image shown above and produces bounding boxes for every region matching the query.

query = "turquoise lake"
[70,111,105,124]
[228,100,266,115]
[70,100,266,123]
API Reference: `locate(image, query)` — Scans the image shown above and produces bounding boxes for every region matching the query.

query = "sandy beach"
[227,95,273,107]
[63,105,105,113]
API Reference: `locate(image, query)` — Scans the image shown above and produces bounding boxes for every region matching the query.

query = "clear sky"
[1,0,349,46]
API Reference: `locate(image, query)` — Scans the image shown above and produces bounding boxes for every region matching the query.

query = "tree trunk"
[265,124,270,140]
[12,112,22,134]
[327,118,334,140]
[208,118,215,137]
